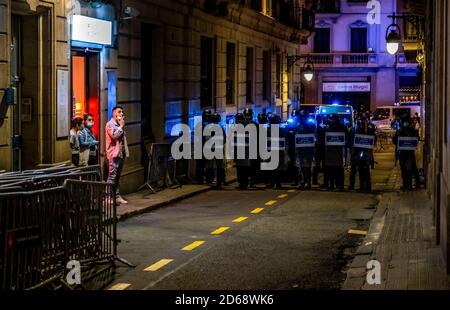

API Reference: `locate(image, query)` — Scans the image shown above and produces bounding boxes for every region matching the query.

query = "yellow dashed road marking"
[233,217,248,223]
[144,259,174,272]
[108,283,131,290]
[182,241,205,251]
[251,208,264,214]
[348,229,368,235]
[278,194,288,199]
[211,227,230,235]
[288,189,297,193]
[265,200,277,206]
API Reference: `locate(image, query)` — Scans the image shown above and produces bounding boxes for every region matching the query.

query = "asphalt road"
[102,188,378,290]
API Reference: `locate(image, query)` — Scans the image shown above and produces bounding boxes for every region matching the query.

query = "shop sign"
[323,82,371,93]
[72,15,112,46]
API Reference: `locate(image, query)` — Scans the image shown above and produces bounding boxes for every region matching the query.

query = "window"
[226,42,236,105]
[372,108,390,121]
[201,36,214,107]
[393,108,411,119]
[263,50,271,101]
[351,27,367,53]
[246,47,254,104]
[314,28,330,53]
[275,53,281,99]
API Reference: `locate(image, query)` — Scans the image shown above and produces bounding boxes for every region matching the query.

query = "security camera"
[122,6,140,20]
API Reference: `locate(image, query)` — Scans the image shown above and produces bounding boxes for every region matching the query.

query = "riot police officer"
[234,113,251,190]
[205,113,225,189]
[287,110,301,186]
[258,112,269,187]
[295,111,316,189]
[393,117,420,191]
[349,115,376,192]
[243,108,259,188]
[267,113,286,189]
[313,114,327,187]
[324,113,346,191]
[196,110,212,184]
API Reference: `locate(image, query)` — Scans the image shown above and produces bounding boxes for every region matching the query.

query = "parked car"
[371,105,421,132]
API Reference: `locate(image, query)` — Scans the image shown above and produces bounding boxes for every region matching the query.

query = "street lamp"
[385,13,425,55]
[286,55,315,82]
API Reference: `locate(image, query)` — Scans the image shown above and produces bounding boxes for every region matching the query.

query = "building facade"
[423,0,450,273]
[0,0,314,193]
[302,0,420,113]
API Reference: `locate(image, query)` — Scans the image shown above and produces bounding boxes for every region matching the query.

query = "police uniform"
[295,113,316,189]
[349,117,376,192]
[234,113,251,190]
[243,108,259,188]
[195,110,211,184]
[267,114,287,189]
[313,115,327,187]
[287,110,300,186]
[324,114,346,191]
[393,119,420,191]
[205,113,225,189]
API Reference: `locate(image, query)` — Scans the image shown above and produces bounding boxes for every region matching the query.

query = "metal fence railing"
[0,166,133,290]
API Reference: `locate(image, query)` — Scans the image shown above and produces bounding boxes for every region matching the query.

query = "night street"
[3,0,450,307]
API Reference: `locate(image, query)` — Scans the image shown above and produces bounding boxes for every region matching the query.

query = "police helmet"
[243,108,254,121]
[258,112,268,125]
[211,113,221,124]
[299,110,309,120]
[235,113,246,124]
[269,113,281,125]
[402,116,412,127]
[202,110,212,123]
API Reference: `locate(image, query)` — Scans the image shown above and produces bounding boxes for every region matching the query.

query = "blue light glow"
[307,117,315,124]
[287,118,295,124]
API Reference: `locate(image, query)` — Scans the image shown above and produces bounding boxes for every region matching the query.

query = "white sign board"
[354,134,376,150]
[72,15,112,45]
[325,132,346,146]
[323,82,371,93]
[57,69,69,138]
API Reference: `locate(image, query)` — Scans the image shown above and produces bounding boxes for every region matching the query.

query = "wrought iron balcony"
[308,53,379,67]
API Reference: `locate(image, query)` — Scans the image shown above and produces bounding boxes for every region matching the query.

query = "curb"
[342,190,395,289]
[118,178,237,222]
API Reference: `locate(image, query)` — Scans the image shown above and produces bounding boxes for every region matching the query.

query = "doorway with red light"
[71,50,100,165]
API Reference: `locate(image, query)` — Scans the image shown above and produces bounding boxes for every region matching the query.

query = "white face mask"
[117,116,122,121]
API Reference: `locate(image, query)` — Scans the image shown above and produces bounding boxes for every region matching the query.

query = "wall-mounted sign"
[72,15,112,46]
[57,69,69,138]
[323,82,371,93]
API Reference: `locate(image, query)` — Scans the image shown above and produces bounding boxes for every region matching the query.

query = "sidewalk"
[343,184,450,290]
[118,170,237,221]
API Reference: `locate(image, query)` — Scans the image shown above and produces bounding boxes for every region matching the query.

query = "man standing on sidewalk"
[106,106,129,205]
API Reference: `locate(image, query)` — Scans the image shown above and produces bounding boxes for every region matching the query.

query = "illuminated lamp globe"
[303,65,314,82]
[386,29,401,55]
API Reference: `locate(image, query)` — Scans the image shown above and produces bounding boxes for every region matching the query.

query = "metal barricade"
[64,179,118,265]
[0,187,69,290]
[0,179,133,290]
[139,143,171,193]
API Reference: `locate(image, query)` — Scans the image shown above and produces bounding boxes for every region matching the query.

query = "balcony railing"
[308,53,378,66]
